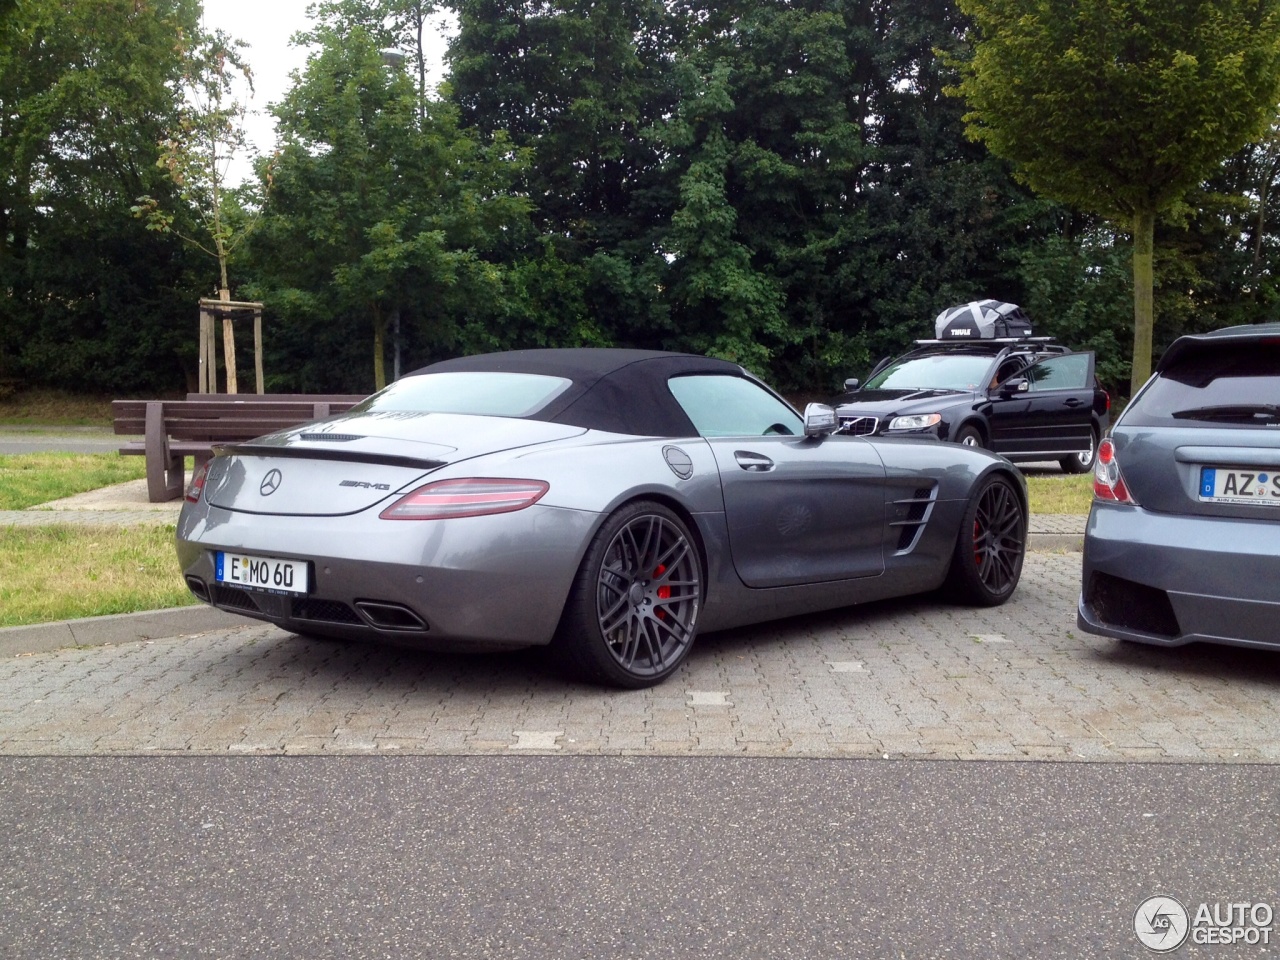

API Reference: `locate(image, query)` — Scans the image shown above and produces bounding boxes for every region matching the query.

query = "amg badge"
[339,480,392,490]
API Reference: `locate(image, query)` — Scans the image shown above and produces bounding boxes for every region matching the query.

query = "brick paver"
[4,553,1279,761]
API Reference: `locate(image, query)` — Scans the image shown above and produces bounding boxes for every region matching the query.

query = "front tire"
[944,474,1026,606]
[1059,427,1099,474]
[555,501,703,688]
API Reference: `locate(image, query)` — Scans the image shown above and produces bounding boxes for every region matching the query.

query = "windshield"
[865,353,996,392]
[351,372,572,418]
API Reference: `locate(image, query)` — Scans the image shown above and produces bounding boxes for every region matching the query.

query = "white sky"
[199,0,454,183]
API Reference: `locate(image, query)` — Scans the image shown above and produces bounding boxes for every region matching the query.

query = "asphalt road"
[0,426,123,455]
[2,756,1277,960]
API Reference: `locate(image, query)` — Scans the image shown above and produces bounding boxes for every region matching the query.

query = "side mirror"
[1000,377,1030,396]
[843,378,860,392]
[803,403,839,438]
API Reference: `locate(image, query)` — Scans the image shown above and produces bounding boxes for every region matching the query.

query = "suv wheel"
[1060,427,1098,474]
[954,425,984,449]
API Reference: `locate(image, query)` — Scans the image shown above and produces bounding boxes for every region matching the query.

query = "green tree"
[251,10,529,389]
[133,26,268,393]
[0,0,202,391]
[951,0,1280,395]
[448,0,684,346]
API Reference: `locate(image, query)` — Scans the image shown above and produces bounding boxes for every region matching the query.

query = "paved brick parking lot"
[3,553,1279,761]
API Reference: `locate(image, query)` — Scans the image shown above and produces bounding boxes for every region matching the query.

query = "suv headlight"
[888,413,942,430]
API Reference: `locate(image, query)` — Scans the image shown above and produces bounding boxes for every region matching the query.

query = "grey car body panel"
[707,434,889,587]
[1100,427,1280,520]
[1078,323,1280,650]
[1079,501,1280,648]
[177,502,596,648]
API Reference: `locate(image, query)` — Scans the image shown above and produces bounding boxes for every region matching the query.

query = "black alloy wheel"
[555,501,703,688]
[944,474,1026,605]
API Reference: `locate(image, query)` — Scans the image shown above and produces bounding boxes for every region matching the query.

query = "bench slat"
[111,394,368,501]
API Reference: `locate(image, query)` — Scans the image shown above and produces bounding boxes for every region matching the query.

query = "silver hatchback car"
[1079,323,1280,649]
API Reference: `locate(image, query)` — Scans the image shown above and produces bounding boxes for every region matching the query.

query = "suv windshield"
[1127,341,1280,427]
[865,353,996,392]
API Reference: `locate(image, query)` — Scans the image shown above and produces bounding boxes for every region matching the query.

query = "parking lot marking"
[827,661,866,673]
[688,691,731,707]
[510,730,563,750]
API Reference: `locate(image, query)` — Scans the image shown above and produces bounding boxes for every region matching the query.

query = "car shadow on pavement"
[1090,637,1280,686]
[250,631,572,695]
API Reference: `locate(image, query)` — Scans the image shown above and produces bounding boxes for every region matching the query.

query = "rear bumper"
[176,501,598,650]
[1078,501,1280,649]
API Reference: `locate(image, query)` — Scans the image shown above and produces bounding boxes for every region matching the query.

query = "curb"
[1028,532,1084,553]
[0,606,257,658]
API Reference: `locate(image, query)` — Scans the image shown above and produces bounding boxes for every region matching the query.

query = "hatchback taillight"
[379,478,550,520]
[185,462,210,503]
[1093,439,1138,505]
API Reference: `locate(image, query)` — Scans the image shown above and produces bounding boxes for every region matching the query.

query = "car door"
[991,352,1096,458]
[668,374,889,588]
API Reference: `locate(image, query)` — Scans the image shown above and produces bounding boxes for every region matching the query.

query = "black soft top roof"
[407,348,751,437]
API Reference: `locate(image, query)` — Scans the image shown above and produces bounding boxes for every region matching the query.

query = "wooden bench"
[112,394,366,502]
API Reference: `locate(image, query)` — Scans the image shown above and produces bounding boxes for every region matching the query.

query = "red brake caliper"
[654,564,669,619]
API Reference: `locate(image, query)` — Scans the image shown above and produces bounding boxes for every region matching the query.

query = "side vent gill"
[890,485,937,553]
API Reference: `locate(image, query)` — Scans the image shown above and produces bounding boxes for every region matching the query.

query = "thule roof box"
[934,300,1033,340]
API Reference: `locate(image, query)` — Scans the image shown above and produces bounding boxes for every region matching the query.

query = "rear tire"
[1059,427,1099,474]
[554,501,703,688]
[944,473,1026,606]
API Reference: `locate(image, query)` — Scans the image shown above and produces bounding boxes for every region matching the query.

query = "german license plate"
[216,552,309,594]
[1199,467,1280,505]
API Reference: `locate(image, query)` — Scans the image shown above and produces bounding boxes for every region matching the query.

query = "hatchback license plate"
[1199,467,1280,505]
[216,552,309,594]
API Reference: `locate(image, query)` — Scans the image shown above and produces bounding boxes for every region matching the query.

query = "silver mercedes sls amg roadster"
[176,349,1028,687]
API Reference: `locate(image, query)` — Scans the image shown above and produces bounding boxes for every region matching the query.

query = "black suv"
[832,338,1110,473]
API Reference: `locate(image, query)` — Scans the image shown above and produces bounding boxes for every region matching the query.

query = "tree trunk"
[1130,209,1155,399]
[220,286,238,394]
[373,306,387,390]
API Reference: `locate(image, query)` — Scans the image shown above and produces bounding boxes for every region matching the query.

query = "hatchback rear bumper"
[1078,501,1280,649]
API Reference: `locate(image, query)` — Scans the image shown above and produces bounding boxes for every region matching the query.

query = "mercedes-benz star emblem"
[259,469,283,497]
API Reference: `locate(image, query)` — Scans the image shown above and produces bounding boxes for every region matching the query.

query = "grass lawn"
[1025,472,1093,515]
[0,525,195,628]
[1,452,193,628]
[0,389,117,426]
[0,453,147,510]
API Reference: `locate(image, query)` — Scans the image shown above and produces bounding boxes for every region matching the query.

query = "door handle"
[734,451,775,472]
[1064,398,1083,407]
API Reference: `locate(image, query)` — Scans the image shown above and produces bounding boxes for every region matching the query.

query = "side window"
[1026,354,1090,391]
[668,375,804,438]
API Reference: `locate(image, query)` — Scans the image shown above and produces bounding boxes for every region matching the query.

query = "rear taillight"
[379,478,549,520]
[185,462,210,503]
[1093,439,1137,505]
